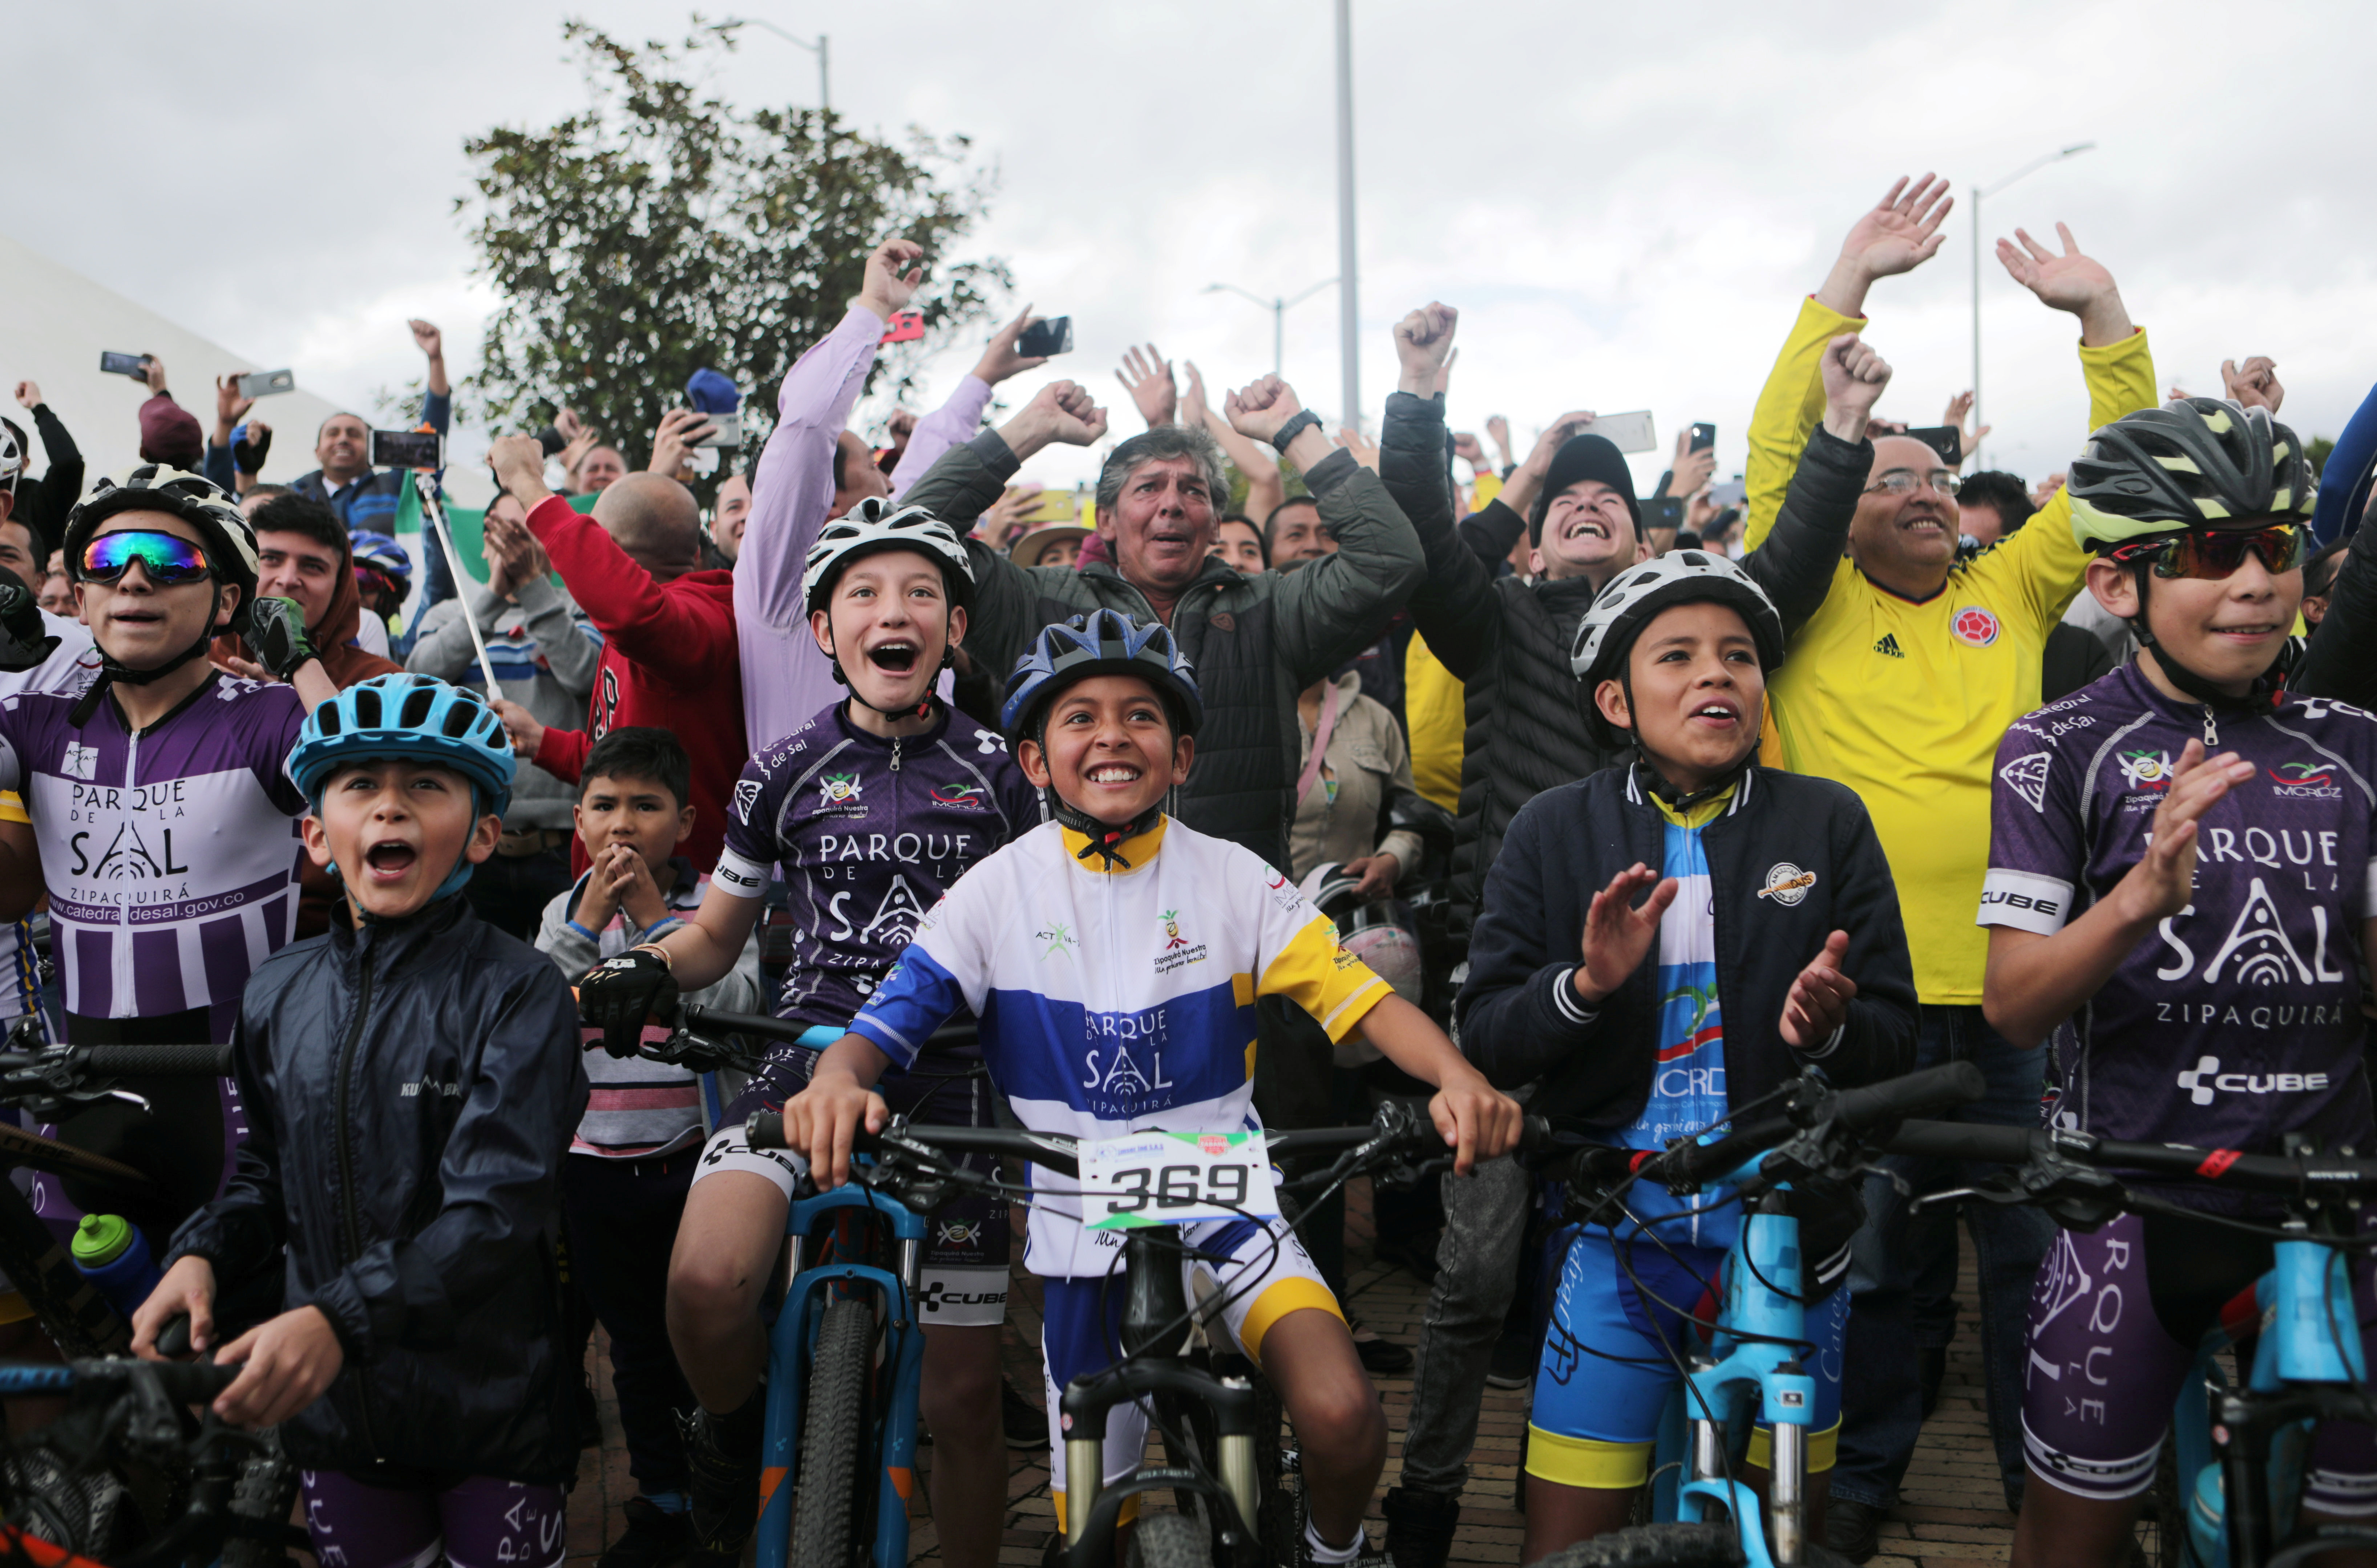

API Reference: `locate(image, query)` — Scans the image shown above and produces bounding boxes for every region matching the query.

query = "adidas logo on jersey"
[1872,634,1904,659]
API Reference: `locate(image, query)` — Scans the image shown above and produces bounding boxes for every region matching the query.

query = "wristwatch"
[1269,409,1322,455]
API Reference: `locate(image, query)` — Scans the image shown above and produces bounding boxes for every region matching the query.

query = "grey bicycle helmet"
[2068,398,2315,549]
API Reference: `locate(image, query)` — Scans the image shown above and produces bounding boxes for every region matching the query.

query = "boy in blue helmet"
[777,608,1525,1567]
[133,673,590,1568]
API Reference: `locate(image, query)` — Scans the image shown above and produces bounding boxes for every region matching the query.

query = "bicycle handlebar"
[81,1042,236,1077]
[1885,1120,2377,1196]
[0,1356,241,1403]
[1830,1060,1988,1136]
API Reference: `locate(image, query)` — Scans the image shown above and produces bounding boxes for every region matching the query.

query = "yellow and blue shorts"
[1527,1228,1847,1490]
[1042,1215,1341,1530]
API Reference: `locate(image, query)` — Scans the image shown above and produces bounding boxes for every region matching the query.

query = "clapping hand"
[482,510,548,599]
[2119,741,2252,924]
[1573,864,1678,1006]
[1779,931,1857,1049]
[2222,356,2283,415]
[1116,345,1179,429]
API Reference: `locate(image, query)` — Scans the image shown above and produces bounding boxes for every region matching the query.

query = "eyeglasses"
[2107,523,2306,581]
[1864,469,1962,498]
[77,531,214,587]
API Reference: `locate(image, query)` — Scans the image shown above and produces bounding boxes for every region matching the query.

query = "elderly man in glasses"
[1727,177,2163,1558]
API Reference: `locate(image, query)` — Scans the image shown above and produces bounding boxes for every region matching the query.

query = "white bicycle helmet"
[800,497,975,616]
[1571,550,1785,751]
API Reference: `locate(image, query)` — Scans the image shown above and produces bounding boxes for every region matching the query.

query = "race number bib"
[1079,1130,1280,1231]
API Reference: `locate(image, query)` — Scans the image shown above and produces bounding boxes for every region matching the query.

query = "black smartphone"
[1645,496,1685,531]
[237,369,295,400]
[1689,422,1716,454]
[1901,425,1964,466]
[1016,316,1074,357]
[100,351,149,379]
[372,430,445,470]
[534,426,568,458]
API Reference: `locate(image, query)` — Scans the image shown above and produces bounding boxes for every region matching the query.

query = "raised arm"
[1183,361,1286,526]
[1739,335,1886,636]
[1227,374,1423,684]
[1376,303,1503,679]
[890,303,1052,502]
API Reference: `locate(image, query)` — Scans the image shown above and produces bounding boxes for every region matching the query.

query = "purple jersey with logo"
[712,701,1041,1044]
[1980,663,2377,1172]
[0,674,308,1033]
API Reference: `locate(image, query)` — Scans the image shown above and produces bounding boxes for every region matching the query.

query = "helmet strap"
[69,627,218,729]
[1618,670,1755,812]
[1047,786,1164,871]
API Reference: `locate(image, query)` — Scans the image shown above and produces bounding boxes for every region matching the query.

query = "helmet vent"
[398,688,437,729]
[354,688,382,728]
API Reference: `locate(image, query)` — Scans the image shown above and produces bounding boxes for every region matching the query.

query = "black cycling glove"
[233,424,273,475]
[246,596,317,681]
[580,948,680,1059]
[0,582,58,673]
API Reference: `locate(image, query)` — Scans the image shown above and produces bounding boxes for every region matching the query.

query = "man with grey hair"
[903,373,1424,875]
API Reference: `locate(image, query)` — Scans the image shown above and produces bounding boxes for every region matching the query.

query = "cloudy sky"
[12,0,2375,496]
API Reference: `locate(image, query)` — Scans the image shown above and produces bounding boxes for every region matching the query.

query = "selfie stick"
[414,475,504,704]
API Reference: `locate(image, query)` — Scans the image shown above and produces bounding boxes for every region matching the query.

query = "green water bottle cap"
[72,1213,135,1268]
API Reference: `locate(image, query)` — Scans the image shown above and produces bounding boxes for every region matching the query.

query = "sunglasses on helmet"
[77,531,216,587]
[2106,523,2305,582]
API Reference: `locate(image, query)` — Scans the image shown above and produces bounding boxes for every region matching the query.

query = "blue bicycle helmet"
[348,531,413,586]
[999,609,1204,742]
[288,674,517,900]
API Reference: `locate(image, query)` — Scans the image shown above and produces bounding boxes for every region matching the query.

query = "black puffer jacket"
[1458,763,1917,1123]
[903,431,1424,873]
[167,896,588,1484]
[1377,392,1875,920]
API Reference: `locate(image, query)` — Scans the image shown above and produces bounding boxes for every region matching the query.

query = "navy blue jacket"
[169,893,589,1483]
[1458,762,1917,1127]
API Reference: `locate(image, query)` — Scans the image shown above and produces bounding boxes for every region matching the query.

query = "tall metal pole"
[1333,0,1360,431]
[734,19,829,111]
[817,33,829,112]
[1971,185,1983,469]
[1273,302,1285,380]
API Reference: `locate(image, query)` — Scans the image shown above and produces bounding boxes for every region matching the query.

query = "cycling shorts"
[695,1028,1010,1329]
[301,1468,564,1568]
[1528,1227,1848,1491]
[1041,1215,1341,1531]
[2024,1211,2377,1512]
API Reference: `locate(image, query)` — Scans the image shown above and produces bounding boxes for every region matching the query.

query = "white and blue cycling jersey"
[847,814,1393,1278]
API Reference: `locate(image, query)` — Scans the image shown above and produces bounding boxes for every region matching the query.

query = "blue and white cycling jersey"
[848,814,1393,1277]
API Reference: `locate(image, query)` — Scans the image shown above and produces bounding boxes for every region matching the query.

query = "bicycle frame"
[2163,1231,2377,1568]
[1617,1161,1819,1567]
[753,1177,930,1568]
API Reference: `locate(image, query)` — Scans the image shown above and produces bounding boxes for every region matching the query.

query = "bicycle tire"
[221,1424,302,1568]
[1527,1521,1747,1568]
[789,1297,877,1568]
[1126,1510,1214,1568]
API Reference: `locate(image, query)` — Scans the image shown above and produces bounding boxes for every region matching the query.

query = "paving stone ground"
[557,1180,2040,1567]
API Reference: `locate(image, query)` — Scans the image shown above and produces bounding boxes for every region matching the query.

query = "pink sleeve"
[889,375,994,501]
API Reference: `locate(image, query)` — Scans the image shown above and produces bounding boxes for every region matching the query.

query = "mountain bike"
[1886,1116,2377,1568]
[1519,1060,1991,1568]
[746,1094,1474,1568]
[0,1022,309,1565]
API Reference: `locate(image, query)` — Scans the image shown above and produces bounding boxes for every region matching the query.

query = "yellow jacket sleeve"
[1403,633,1466,812]
[1472,470,1503,513]
[1744,296,1867,552]
[1974,327,2159,630]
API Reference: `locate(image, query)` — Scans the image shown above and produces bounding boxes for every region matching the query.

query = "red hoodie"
[523,494,745,872]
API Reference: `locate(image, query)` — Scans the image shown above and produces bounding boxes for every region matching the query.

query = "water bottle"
[70,1213,161,1322]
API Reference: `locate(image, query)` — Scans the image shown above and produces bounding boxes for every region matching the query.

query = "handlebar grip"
[1885,1119,2037,1165]
[84,1043,235,1077]
[148,1360,241,1402]
[1831,1061,1987,1136]
[745,1111,786,1151]
[684,1008,818,1045]
[154,1314,193,1359]
[1517,1116,1553,1157]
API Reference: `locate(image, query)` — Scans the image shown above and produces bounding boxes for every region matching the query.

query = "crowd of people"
[0,167,2368,1568]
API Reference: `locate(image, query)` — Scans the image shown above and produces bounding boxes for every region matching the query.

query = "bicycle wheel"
[790,1297,879,1568]
[1126,1510,1215,1568]
[221,1424,303,1568]
[1527,1521,1747,1568]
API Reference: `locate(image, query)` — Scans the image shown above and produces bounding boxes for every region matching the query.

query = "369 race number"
[1078,1131,1279,1230]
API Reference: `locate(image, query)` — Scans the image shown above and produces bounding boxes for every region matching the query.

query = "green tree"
[2308,434,2335,479]
[458,17,1009,462]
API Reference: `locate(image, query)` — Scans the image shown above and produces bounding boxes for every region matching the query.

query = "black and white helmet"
[800,497,975,616]
[1570,550,1785,746]
[65,465,262,628]
[0,420,21,490]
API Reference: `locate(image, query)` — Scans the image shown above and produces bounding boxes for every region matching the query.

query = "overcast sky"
[12,0,2376,495]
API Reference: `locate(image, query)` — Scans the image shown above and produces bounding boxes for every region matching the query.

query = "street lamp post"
[1333,0,1360,431]
[1204,279,1339,378]
[1971,141,2094,468]
[732,17,829,111]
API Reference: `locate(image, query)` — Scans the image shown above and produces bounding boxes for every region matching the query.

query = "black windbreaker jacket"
[1457,763,1918,1126]
[168,895,589,1483]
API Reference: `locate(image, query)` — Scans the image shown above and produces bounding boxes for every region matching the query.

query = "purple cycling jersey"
[712,699,1040,1045]
[0,673,308,1029]
[1980,663,2377,1169]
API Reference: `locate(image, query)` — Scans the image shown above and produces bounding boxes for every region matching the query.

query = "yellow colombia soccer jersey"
[1743,295,2157,1005]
